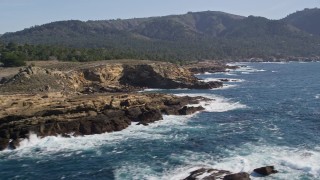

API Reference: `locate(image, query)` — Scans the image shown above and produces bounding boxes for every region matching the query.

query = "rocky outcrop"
[253,166,278,176]
[223,172,251,180]
[182,166,280,180]
[0,93,207,150]
[184,168,231,180]
[0,61,222,151]
[118,63,222,89]
[0,61,223,94]
[183,168,251,180]
[178,106,205,115]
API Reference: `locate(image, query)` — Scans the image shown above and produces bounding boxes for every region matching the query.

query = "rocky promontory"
[0,60,222,94]
[0,60,223,151]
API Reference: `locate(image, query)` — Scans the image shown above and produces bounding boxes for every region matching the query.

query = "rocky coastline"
[0,92,208,150]
[0,60,282,180]
[0,60,227,150]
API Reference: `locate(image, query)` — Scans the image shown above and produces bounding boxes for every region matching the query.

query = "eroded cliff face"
[64,62,223,92]
[0,61,223,94]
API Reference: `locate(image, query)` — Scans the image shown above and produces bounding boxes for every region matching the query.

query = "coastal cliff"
[0,61,222,94]
[0,60,222,150]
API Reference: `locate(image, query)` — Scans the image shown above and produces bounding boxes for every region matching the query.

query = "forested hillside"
[1,9,320,66]
[283,8,320,36]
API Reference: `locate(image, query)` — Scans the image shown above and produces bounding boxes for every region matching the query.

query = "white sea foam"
[209,71,238,76]
[315,94,320,99]
[213,144,320,179]
[260,61,288,64]
[210,84,238,90]
[199,78,245,83]
[140,88,190,92]
[140,88,162,92]
[235,66,266,73]
[144,144,320,180]
[225,72,238,76]
[226,62,249,66]
[114,157,217,180]
[204,72,215,75]
[194,72,216,75]
[174,93,247,112]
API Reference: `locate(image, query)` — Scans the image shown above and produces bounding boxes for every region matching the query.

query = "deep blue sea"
[1,62,320,180]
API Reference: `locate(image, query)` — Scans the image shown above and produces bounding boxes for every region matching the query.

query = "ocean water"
[1,62,320,180]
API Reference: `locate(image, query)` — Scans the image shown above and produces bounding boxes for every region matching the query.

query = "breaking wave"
[174,93,247,112]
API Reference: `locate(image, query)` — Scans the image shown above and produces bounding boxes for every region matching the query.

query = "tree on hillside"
[0,52,26,67]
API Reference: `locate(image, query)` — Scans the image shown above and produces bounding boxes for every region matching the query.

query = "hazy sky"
[0,0,319,34]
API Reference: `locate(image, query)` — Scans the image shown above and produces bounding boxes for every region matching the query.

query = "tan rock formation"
[0,61,223,94]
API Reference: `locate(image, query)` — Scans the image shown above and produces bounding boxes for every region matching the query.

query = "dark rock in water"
[184,168,207,180]
[191,81,223,89]
[253,166,278,176]
[219,79,229,82]
[223,172,250,180]
[178,106,205,115]
[184,168,231,180]
[137,122,149,126]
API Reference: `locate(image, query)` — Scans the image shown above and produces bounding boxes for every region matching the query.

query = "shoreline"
[1,60,308,178]
[0,60,227,151]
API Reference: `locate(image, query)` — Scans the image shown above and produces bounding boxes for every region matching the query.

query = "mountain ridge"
[1,9,320,61]
[283,8,320,36]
